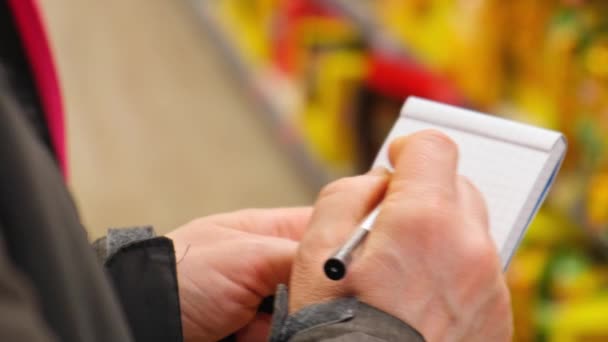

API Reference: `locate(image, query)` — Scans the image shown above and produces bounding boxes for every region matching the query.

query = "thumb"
[249,236,299,297]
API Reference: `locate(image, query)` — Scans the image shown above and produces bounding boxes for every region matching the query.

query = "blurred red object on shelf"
[366,51,464,106]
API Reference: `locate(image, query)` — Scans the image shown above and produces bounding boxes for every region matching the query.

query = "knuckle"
[461,237,500,275]
[389,179,456,209]
[380,200,453,250]
[411,196,454,226]
[318,177,356,200]
[383,189,455,231]
[458,176,488,209]
[413,205,448,228]
[318,173,384,203]
[426,187,456,211]
[411,129,459,158]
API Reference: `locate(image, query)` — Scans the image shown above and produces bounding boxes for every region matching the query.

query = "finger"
[387,130,459,198]
[248,237,299,297]
[457,175,489,231]
[209,207,313,241]
[367,131,460,255]
[304,168,390,251]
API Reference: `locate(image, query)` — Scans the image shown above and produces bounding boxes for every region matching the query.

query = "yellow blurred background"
[41,0,608,341]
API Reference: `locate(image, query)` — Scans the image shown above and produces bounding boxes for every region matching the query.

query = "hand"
[166,207,311,342]
[289,130,513,341]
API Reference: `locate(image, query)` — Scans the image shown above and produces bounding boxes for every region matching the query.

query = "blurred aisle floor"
[40,0,313,238]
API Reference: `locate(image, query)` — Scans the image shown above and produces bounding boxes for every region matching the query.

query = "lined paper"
[371,97,567,267]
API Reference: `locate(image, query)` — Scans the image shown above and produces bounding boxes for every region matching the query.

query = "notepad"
[371,97,567,268]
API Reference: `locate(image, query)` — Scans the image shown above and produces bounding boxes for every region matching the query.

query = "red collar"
[8,0,67,179]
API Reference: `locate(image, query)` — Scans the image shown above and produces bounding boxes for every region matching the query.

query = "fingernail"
[367,166,389,177]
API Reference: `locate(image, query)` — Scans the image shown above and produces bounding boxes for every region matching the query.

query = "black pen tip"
[324,258,346,281]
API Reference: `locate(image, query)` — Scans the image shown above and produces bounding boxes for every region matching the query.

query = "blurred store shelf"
[191,0,336,189]
[42,0,313,236]
[324,0,407,56]
[188,0,460,188]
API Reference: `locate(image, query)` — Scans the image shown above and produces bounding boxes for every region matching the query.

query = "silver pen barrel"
[323,206,381,280]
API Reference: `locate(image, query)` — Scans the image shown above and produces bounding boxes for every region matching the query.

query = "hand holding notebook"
[289,98,565,341]
[376,97,566,265]
[324,97,567,279]
[290,106,543,340]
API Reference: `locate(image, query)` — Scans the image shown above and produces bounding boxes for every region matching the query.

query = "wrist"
[271,285,425,342]
[352,278,457,342]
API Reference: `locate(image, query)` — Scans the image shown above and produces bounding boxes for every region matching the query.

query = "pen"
[323,206,382,280]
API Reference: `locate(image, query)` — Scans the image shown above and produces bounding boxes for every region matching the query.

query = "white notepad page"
[372,97,567,268]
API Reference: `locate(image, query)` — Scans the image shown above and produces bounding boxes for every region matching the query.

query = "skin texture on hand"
[166,207,311,342]
[289,130,513,342]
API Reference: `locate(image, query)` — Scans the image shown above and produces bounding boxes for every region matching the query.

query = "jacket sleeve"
[0,225,56,342]
[269,285,425,342]
[92,228,183,342]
